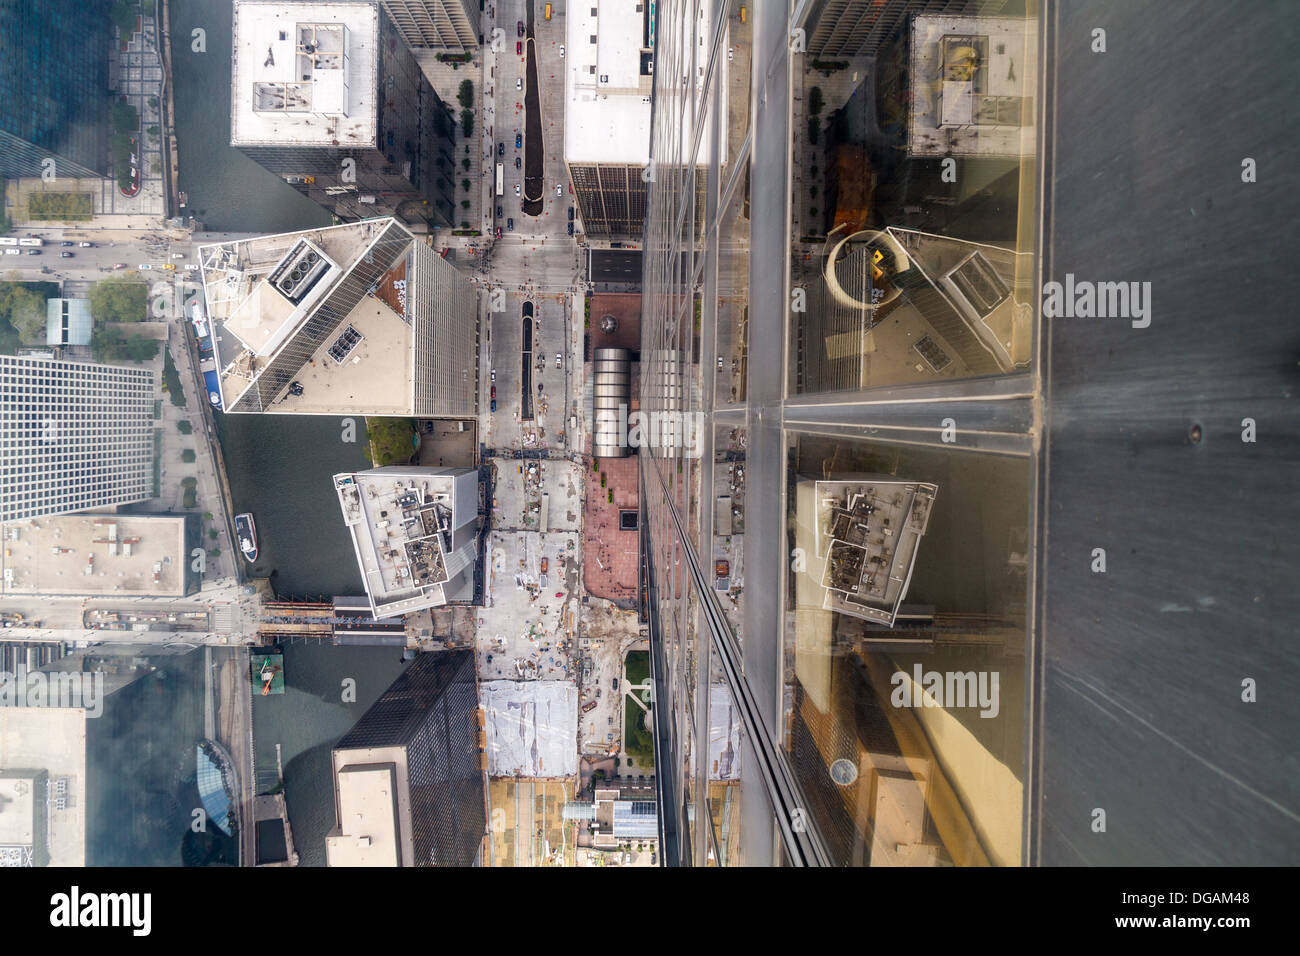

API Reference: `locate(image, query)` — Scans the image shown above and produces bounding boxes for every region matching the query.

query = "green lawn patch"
[28,192,94,221]
[365,417,416,466]
[624,696,655,771]
[181,449,195,463]
[176,419,192,434]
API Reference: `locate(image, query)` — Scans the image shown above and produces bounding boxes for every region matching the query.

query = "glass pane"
[783,431,1029,866]
[789,2,1039,394]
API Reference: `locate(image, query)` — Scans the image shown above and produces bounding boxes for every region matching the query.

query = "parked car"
[514,156,521,169]
[567,221,573,236]
[514,183,520,196]
[559,44,565,58]
[507,217,514,231]
[516,77,522,90]
[556,184,562,196]
[78,241,93,247]
[496,204,503,218]
[60,251,73,258]
[490,385,496,399]
[728,47,734,61]
[516,40,522,55]
[612,678,619,690]
[490,398,497,412]
[718,355,724,371]
[555,352,561,368]
[516,20,524,37]
[515,132,522,148]
[567,206,574,219]
[490,368,496,383]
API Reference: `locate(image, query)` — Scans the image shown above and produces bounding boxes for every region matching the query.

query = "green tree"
[457,79,474,110]
[0,282,50,345]
[460,109,474,139]
[88,277,147,323]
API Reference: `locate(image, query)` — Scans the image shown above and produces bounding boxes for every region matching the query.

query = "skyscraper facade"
[327,649,486,867]
[0,0,111,179]
[639,0,1038,866]
[0,354,154,523]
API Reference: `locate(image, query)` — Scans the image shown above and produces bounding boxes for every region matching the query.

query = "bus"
[0,237,18,246]
[495,162,504,197]
[18,237,42,247]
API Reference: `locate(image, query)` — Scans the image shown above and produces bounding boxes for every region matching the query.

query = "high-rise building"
[326,650,486,866]
[333,466,481,618]
[198,217,480,416]
[378,0,478,53]
[0,355,154,523]
[0,0,110,179]
[230,0,457,228]
[639,0,1297,869]
[563,0,718,238]
[639,0,1039,867]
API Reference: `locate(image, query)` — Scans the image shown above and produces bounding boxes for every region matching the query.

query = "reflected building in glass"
[0,0,110,179]
[639,0,1037,866]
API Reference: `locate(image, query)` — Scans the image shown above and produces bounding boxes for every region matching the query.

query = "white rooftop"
[230,0,380,148]
[325,761,401,866]
[564,0,651,165]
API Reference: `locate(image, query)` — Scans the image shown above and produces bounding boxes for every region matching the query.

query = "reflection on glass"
[785,433,1028,866]
[790,4,1038,394]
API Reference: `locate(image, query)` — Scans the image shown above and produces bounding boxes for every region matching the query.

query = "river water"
[168,0,410,866]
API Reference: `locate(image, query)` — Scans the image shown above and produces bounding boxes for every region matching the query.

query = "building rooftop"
[45,298,92,347]
[803,478,938,627]
[0,514,195,598]
[325,760,402,866]
[564,0,652,165]
[334,467,478,618]
[566,0,722,166]
[199,219,418,414]
[0,708,86,867]
[908,14,1037,158]
[230,0,380,148]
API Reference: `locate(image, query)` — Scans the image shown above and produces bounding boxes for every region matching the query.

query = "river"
[169,0,408,867]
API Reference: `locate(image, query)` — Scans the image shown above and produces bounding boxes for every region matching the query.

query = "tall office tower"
[198,218,480,416]
[639,0,1039,868]
[642,0,1298,870]
[0,355,154,523]
[0,0,110,179]
[230,0,457,228]
[563,0,717,238]
[333,466,481,618]
[326,650,486,867]
[378,0,478,53]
